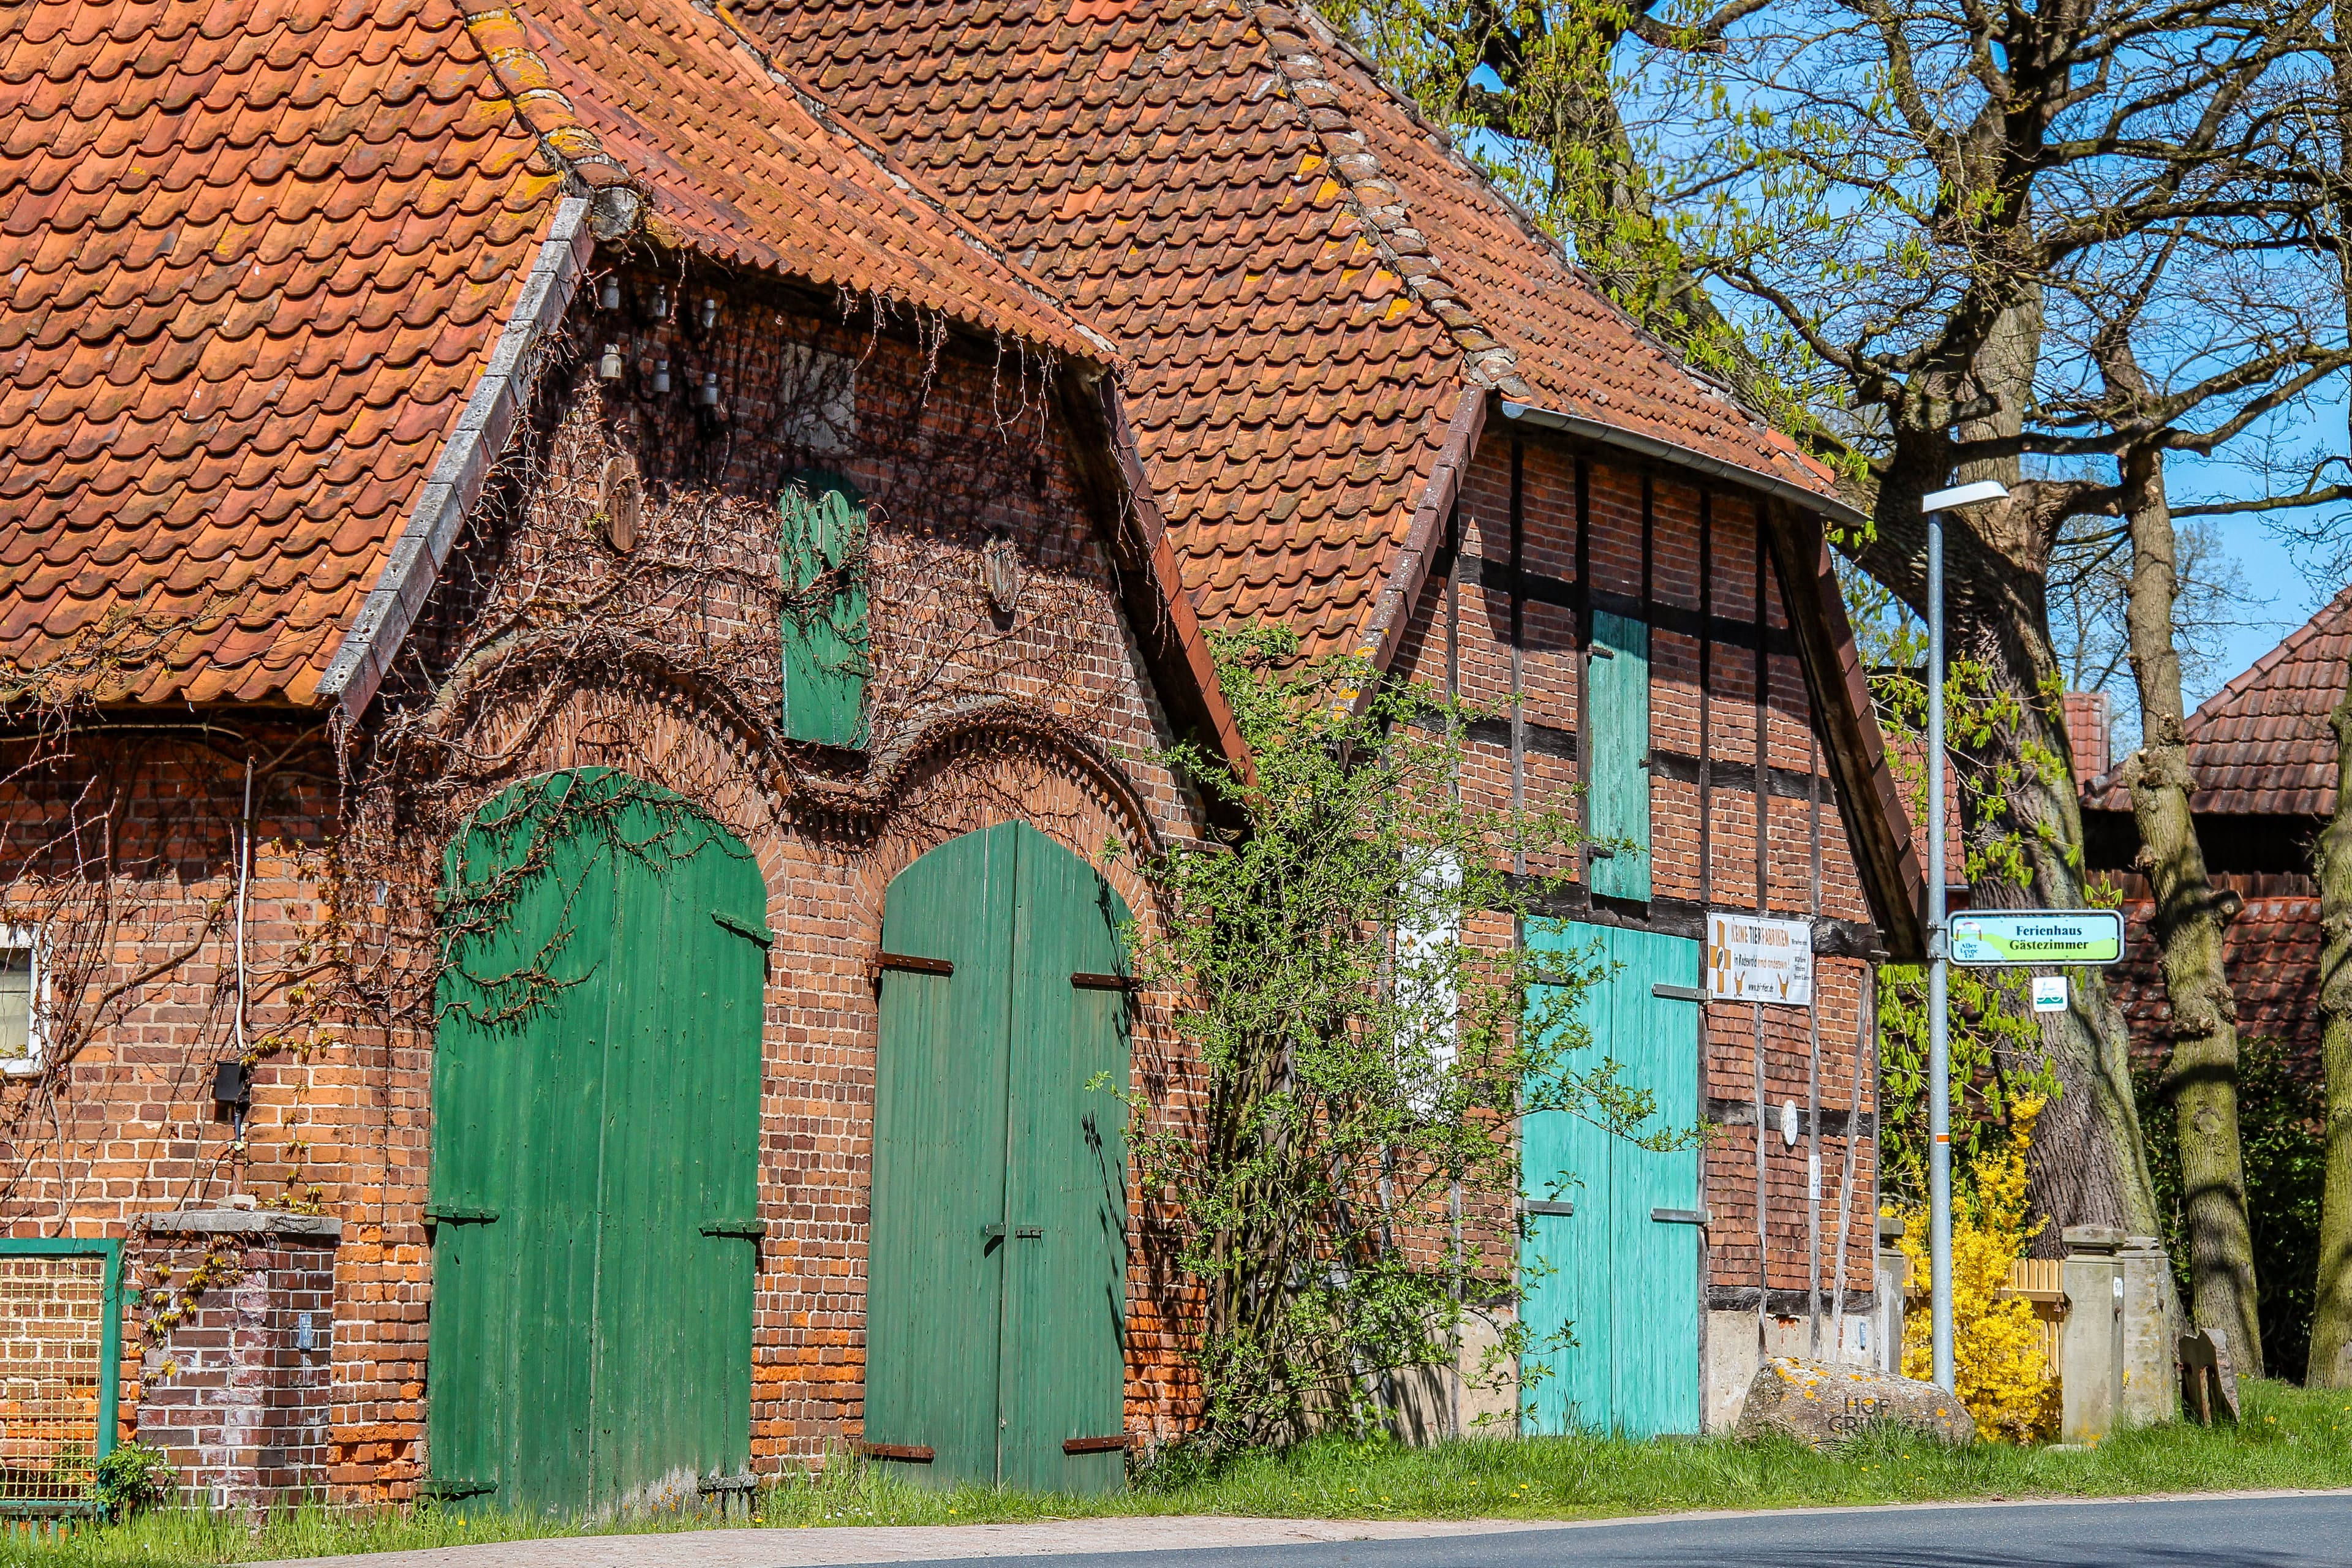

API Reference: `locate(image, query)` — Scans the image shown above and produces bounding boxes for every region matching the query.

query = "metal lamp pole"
[1917,478,2006,1394]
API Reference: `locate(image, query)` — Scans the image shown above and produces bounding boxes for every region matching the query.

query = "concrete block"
[2059,1232,2125,1445]
[2118,1235,2176,1427]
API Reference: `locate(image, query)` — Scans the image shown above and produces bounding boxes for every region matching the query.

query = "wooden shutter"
[1588,608,1652,901]
[780,473,869,748]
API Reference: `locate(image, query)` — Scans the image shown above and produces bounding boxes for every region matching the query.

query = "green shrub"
[90,1442,175,1521]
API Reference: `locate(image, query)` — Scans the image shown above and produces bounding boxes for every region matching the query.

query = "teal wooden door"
[1520,921,1700,1436]
[868,821,1131,1493]
[428,771,766,1513]
[1588,610,1651,902]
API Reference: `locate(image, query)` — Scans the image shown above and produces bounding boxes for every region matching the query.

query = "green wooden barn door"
[1521,920,1700,1437]
[428,771,765,1514]
[865,827,1016,1485]
[1587,610,1652,902]
[869,821,1130,1493]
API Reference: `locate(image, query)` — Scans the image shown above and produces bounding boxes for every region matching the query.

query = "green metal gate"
[426,770,766,1514]
[865,821,1131,1493]
[1521,921,1702,1437]
[0,1238,121,1515]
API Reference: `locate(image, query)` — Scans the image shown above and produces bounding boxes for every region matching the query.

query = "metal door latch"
[1650,1207,1709,1226]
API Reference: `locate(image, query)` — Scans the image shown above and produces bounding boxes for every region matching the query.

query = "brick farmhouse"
[0,0,1923,1513]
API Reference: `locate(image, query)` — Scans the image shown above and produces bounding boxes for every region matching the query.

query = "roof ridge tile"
[1248,4,1526,401]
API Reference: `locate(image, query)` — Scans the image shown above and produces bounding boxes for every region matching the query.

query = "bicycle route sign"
[1948,908,2124,967]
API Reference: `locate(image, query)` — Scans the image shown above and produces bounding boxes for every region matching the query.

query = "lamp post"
[1917,478,2007,1393]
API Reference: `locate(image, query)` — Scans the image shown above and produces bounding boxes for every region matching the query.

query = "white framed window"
[1,925,45,1076]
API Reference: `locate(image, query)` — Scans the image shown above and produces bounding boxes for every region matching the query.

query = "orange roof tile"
[2083,586,2352,817]
[0,0,1101,707]
[746,0,1847,653]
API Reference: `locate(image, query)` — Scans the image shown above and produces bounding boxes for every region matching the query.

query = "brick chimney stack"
[2064,690,2113,786]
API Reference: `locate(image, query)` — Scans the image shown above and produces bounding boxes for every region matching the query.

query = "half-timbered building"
[760,0,1928,1434]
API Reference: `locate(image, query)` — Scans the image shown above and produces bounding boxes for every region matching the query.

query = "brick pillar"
[135,1210,341,1511]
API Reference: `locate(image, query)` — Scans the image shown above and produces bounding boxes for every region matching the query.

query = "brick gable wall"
[0,276,1209,1503]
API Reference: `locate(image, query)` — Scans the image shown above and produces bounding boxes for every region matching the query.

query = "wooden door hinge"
[699,1218,763,1238]
[710,910,775,947]
[852,1440,933,1463]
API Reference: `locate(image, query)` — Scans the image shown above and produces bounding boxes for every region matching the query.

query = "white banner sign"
[1706,912,1814,1006]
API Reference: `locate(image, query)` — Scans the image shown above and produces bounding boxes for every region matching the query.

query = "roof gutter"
[1499,399,1868,533]
[316,195,595,722]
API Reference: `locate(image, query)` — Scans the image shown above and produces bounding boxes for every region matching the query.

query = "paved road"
[832,1494,2352,1568]
[265,1494,2352,1568]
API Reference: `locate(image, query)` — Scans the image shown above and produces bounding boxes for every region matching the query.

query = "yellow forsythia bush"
[1894,1097,2060,1442]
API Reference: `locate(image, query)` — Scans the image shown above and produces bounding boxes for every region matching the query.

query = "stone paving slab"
[256,1517,1533,1568]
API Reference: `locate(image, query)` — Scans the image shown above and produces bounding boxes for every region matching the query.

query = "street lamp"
[1917,477,2007,1394]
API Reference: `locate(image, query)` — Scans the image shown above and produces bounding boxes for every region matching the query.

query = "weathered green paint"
[780,474,869,749]
[1588,609,1651,902]
[427,770,764,1513]
[1521,920,1700,1437]
[868,821,1130,1493]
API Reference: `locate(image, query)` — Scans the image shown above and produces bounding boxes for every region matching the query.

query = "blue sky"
[2172,388,2346,713]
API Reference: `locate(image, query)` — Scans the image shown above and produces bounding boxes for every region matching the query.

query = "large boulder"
[1735,1357,1977,1447]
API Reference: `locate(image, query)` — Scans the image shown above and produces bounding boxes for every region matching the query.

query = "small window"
[1,927,43,1076]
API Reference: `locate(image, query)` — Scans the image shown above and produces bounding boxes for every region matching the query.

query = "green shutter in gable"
[780,473,870,748]
[1588,608,1651,901]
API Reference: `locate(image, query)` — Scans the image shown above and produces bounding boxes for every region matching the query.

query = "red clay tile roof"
[747,0,1845,654]
[0,0,1099,707]
[2084,586,2352,816]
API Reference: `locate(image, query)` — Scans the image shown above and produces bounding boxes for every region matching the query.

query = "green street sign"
[1949,909,2124,967]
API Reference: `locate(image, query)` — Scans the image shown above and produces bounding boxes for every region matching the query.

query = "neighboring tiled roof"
[2111,892,2325,1085]
[2084,586,2352,816]
[749,0,1845,653]
[0,0,1100,707]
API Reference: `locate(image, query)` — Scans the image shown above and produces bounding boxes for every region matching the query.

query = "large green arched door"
[426,770,767,1513]
[865,821,1132,1493]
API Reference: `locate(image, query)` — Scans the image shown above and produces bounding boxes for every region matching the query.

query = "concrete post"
[1874,1216,1909,1376]
[2059,1226,2126,1444]
[2117,1235,2177,1427]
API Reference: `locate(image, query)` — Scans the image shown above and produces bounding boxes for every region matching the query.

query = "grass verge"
[8,1378,2351,1568]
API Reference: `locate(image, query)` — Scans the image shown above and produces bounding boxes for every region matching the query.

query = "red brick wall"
[137,1224,337,1509]
[0,274,1211,1501]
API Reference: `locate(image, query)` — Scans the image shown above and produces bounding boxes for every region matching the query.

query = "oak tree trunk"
[2307,679,2352,1386]
[1855,292,2164,1246]
[2112,430,2261,1371]
[2307,0,2352,1396]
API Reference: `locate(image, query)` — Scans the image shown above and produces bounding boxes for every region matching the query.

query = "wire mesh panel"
[0,1243,118,1511]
